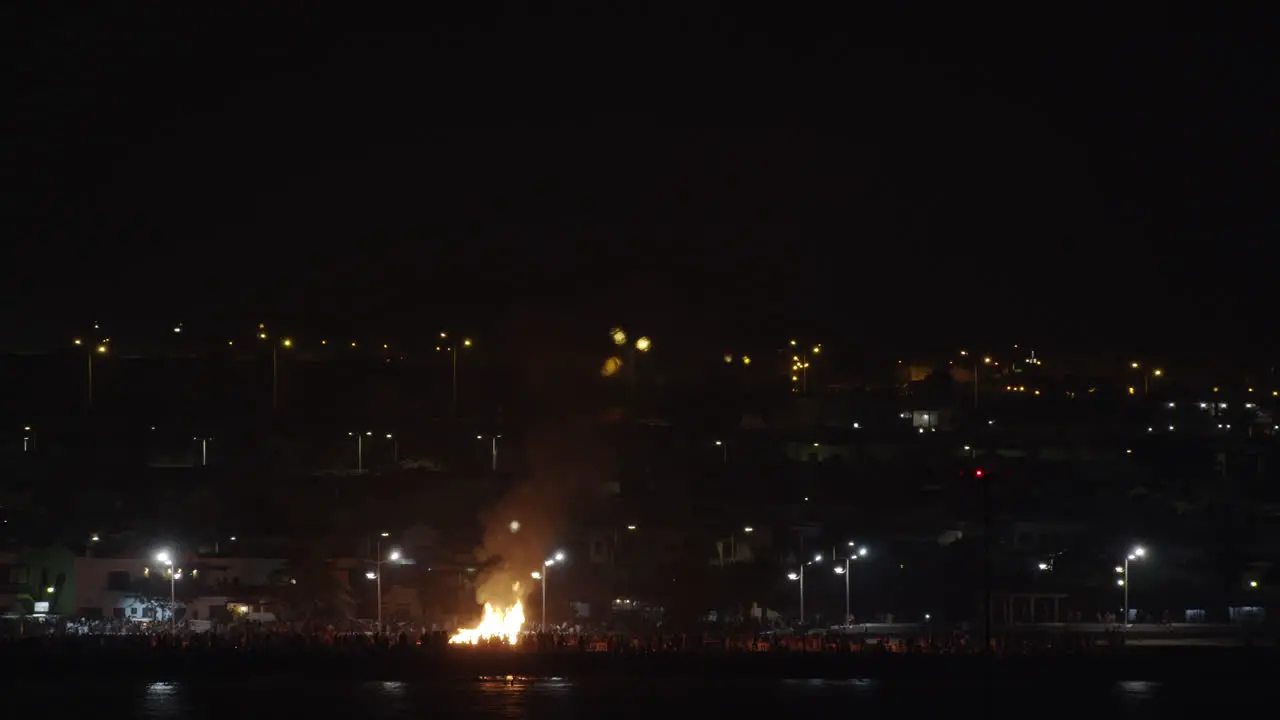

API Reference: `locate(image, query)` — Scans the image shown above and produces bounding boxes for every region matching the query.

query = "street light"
[1130,363,1162,394]
[348,431,374,473]
[1117,546,1146,628]
[272,337,292,411]
[79,338,109,410]
[369,541,404,634]
[193,436,213,467]
[787,553,823,626]
[155,549,177,632]
[536,550,567,630]
[833,543,868,624]
[477,434,501,472]
[788,341,822,393]
[440,333,473,417]
[714,440,727,464]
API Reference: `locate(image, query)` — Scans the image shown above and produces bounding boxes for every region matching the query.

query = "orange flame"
[448,601,526,645]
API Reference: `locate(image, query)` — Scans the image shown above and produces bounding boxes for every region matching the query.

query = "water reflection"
[9,675,1187,719]
[141,682,186,719]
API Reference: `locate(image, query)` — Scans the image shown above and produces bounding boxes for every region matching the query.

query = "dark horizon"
[6,6,1278,355]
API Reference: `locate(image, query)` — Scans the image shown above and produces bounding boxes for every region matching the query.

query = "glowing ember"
[449,601,526,645]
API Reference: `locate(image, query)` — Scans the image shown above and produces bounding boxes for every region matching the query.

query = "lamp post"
[715,440,727,464]
[531,570,544,629]
[477,434,501,472]
[959,350,993,406]
[535,550,566,630]
[75,339,109,410]
[787,340,822,394]
[787,553,823,626]
[833,543,869,625]
[1117,546,1146,628]
[386,433,398,466]
[193,436,212,467]
[1130,363,1163,394]
[272,337,292,411]
[610,328,651,404]
[348,431,372,473]
[155,549,177,632]
[440,333,472,417]
[369,538,402,634]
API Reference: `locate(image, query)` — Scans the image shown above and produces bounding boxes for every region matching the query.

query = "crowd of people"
[0,616,1134,656]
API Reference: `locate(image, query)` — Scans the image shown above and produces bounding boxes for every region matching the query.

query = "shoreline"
[4,645,1279,682]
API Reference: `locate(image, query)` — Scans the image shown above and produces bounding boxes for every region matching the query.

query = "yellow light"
[724,354,733,364]
[1247,387,1254,393]
[1131,362,1140,369]
[383,343,388,349]
[463,338,472,347]
[321,340,327,345]
[449,600,525,645]
[281,338,292,348]
[73,338,83,346]
[1213,387,1219,393]
[812,346,820,354]
[258,332,267,339]
[983,357,992,364]
[1152,369,1163,377]
[960,350,968,356]
[351,342,357,348]
[789,340,797,346]
[611,328,626,346]
[601,356,623,376]
[1128,387,1135,395]
[227,341,233,346]
[1033,389,1040,396]
[742,355,751,365]
[96,345,108,354]
[635,336,651,352]
[791,375,798,382]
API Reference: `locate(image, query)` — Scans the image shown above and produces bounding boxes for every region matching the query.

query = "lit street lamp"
[348,431,374,473]
[439,333,472,417]
[368,538,404,634]
[273,337,292,411]
[193,436,213,467]
[714,440,727,464]
[1130,363,1163,394]
[832,543,869,625]
[610,328,652,402]
[1116,546,1146,628]
[155,549,178,632]
[534,550,567,631]
[787,553,823,626]
[76,338,109,410]
[787,340,822,394]
[477,434,501,472]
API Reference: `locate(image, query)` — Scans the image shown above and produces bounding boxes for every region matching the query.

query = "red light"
[975,469,984,477]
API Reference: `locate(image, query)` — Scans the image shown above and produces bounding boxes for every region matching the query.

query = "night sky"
[6,6,1277,357]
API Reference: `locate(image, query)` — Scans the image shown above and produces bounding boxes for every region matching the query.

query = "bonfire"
[449,600,526,645]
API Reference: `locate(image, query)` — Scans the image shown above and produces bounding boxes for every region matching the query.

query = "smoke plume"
[469,297,617,611]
